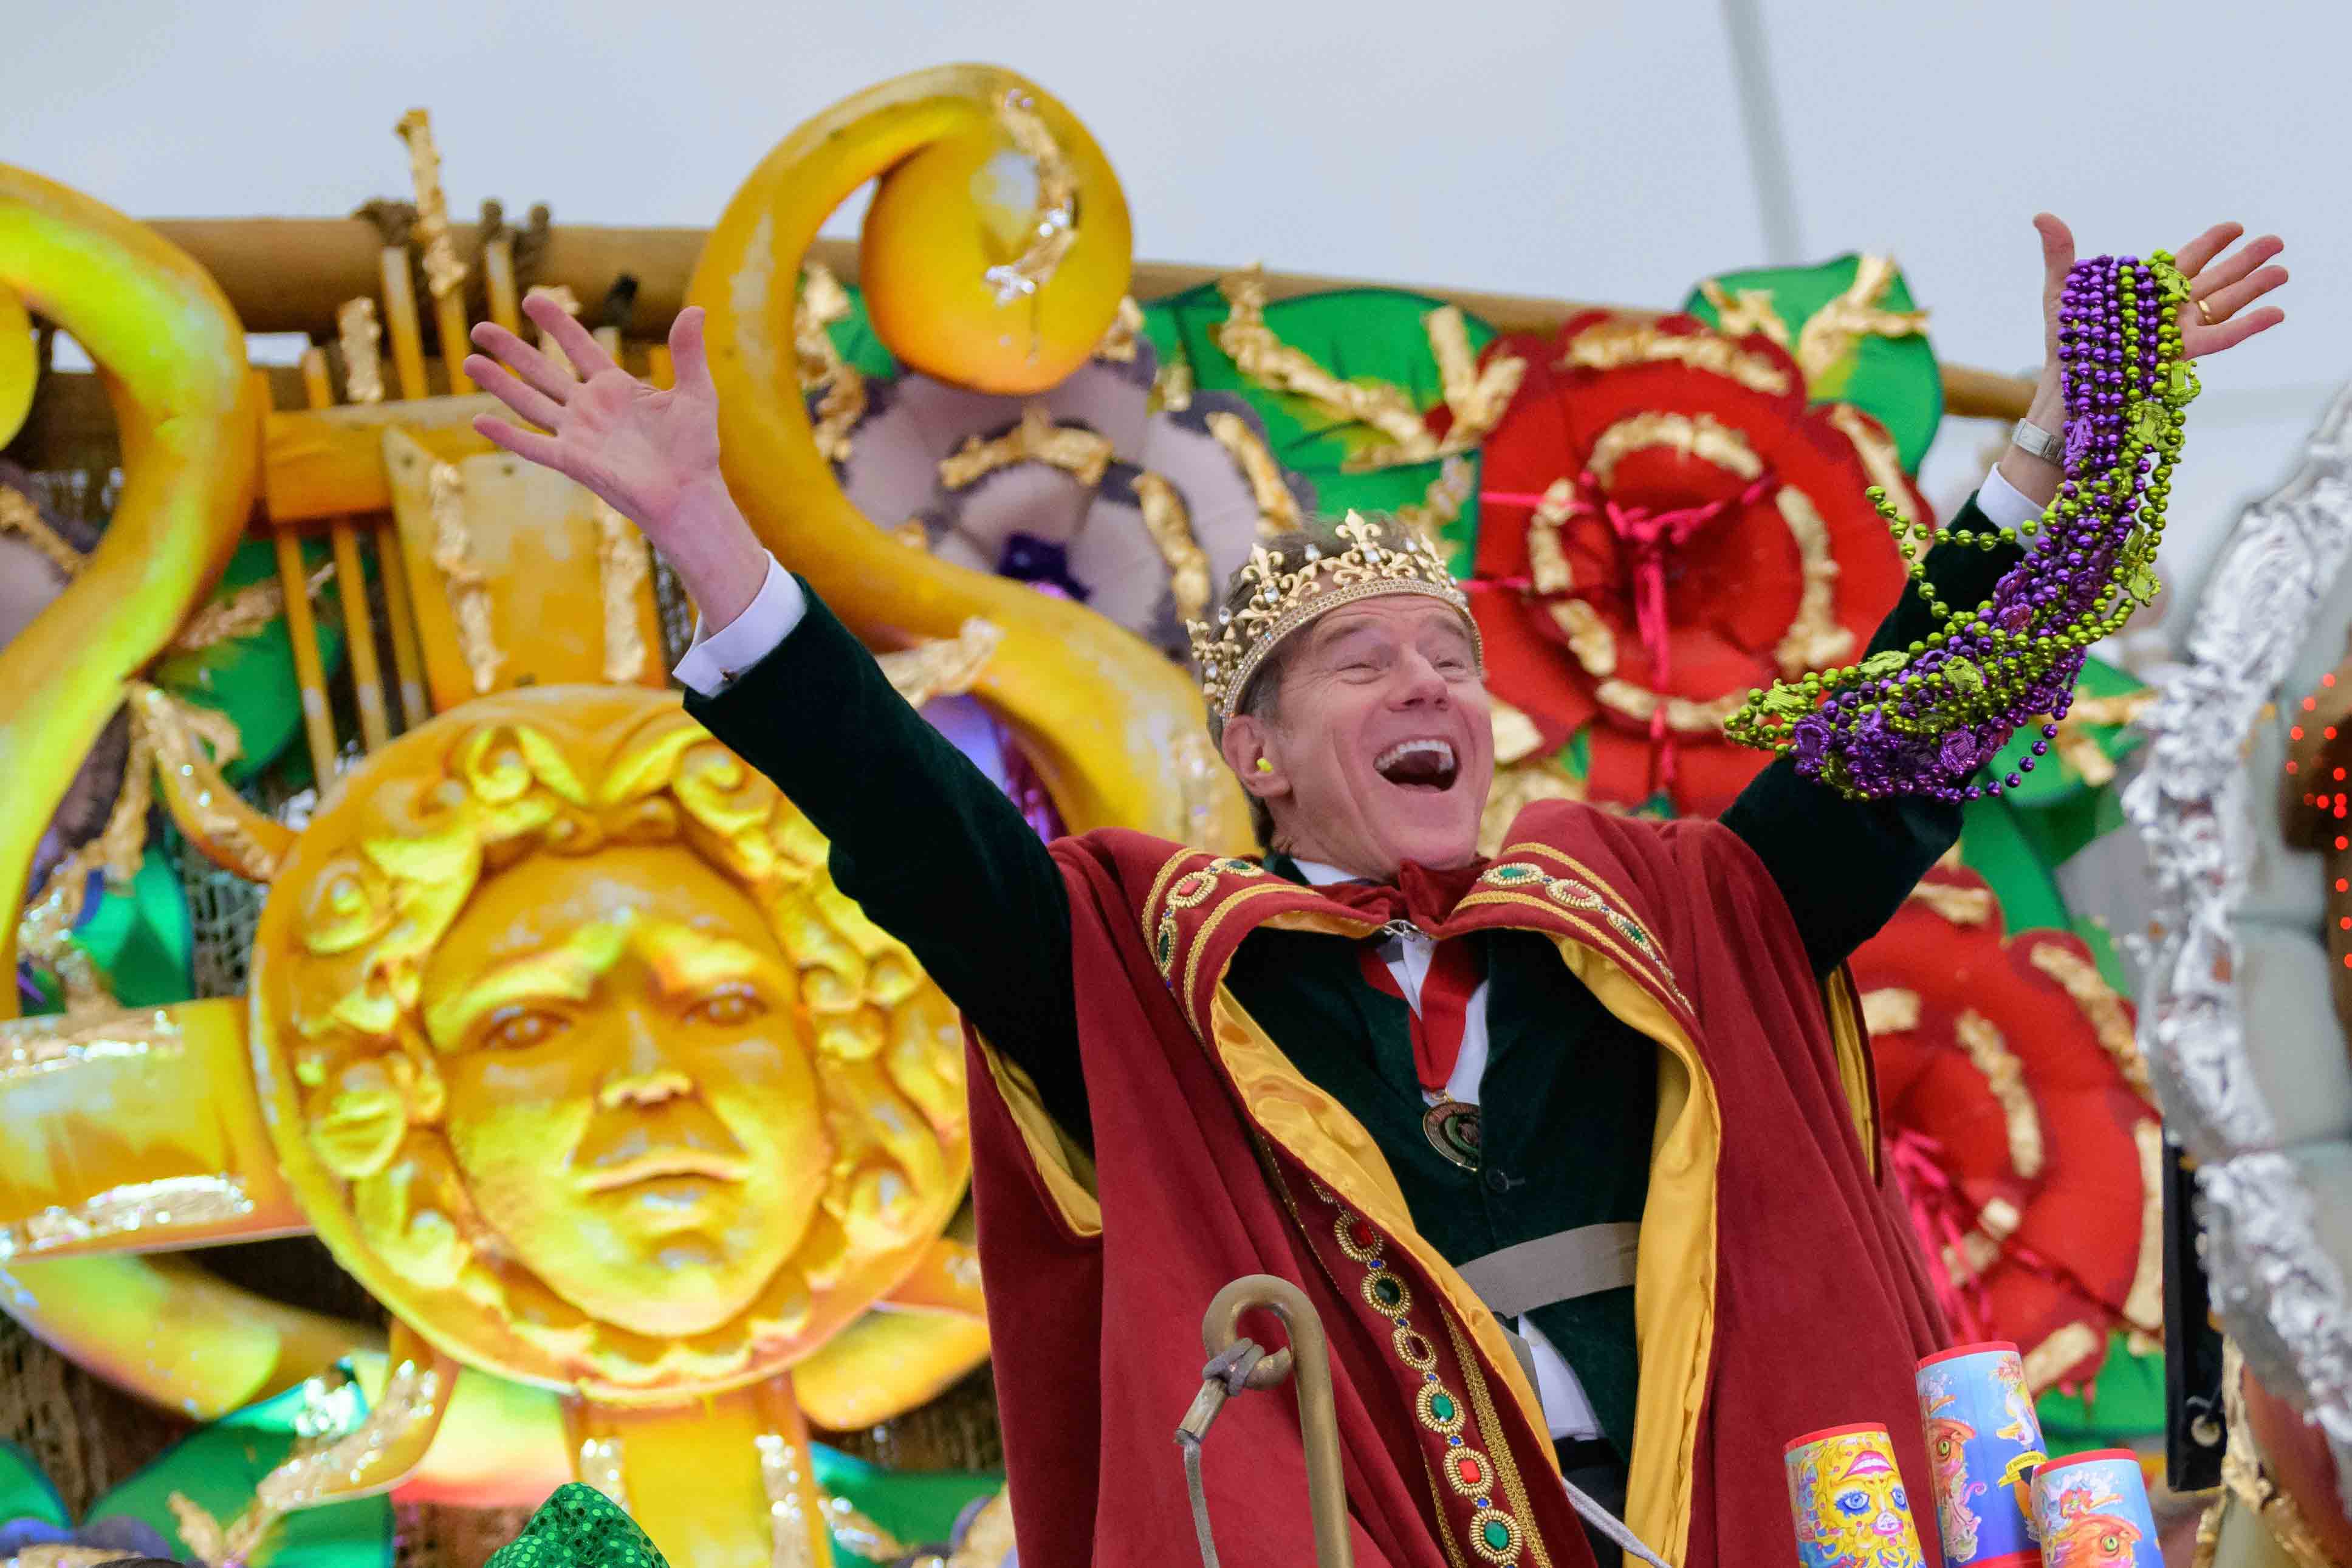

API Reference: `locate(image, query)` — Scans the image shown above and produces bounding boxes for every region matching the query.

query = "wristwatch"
[2011,419,2065,465]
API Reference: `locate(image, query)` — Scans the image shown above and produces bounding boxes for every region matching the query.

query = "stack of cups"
[1785,1424,1930,1568]
[1914,1343,2048,1568]
[2027,1451,2162,1568]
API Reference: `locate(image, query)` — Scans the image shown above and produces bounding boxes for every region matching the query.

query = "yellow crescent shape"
[690,66,1253,849]
[0,165,262,1014]
[0,282,32,450]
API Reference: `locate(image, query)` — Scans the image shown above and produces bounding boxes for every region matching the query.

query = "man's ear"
[1219,714,1289,802]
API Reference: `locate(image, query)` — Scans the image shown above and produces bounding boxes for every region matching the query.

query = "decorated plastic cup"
[1785,1423,1930,1568]
[2030,1450,2161,1568]
[1916,1341,2047,1568]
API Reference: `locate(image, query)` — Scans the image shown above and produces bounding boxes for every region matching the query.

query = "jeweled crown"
[1187,510,1480,722]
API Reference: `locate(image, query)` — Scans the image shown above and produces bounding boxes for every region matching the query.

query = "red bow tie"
[1312,858,1491,937]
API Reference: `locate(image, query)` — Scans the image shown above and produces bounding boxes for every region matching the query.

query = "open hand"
[2032,214,2286,365]
[465,296,723,535]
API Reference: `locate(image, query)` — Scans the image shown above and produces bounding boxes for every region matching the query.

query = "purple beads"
[1729,250,2195,799]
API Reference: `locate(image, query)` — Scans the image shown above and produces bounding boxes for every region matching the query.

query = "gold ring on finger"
[2195,295,2219,326]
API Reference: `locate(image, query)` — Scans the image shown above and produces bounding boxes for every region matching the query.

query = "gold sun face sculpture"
[251,685,970,1402]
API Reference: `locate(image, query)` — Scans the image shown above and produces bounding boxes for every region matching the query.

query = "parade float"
[0,60,2337,1568]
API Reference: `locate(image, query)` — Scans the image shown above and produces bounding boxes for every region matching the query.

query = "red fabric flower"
[1469,312,1925,814]
[1849,864,2160,1391]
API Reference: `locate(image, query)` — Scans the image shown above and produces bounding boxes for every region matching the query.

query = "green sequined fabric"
[484,1486,667,1568]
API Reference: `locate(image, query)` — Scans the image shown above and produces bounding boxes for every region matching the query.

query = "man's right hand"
[467,296,769,628]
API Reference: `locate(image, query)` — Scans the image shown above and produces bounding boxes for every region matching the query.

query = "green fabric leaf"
[1958,794,2070,935]
[2037,1332,2166,1451]
[0,1444,69,1532]
[87,1368,392,1568]
[820,282,899,381]
[150,538,351,785]
[1680,254,1942,471]
[1145,283,1491,573]
[1942,657,1984,693]
[1859,651,1910,677]
[1982,657,2147,812]
[809,1446,999,1559]
[67,844,193,1008]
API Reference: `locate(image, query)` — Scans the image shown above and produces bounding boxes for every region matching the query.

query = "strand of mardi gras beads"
[1726,250,2199,801]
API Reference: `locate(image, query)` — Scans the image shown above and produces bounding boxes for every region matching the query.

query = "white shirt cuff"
[1975,465,2046,534]
[673,553,806,696]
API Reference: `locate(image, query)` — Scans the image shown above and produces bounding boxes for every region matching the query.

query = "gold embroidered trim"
[2052,688,2155,788]
[1396,456,1477,554]
[982,90,1078,306]
[425,457,503,694]
[1587,411,1763,486]
[1154,355,1195,413]
[1526,479,1579,596]
[1560,319,1791,397]
[1954,1009,2045,1180]
[0,487,84,580]
[2218,1340,2341,1568]
[1211,269,1524,471]
[1696,255,1929,388]
[0,1005,176,1083]
[165,563,335,656]
[1095,295,1145,362]
[1908,878,1995,925]
[394,110,467,302]
[2124,1118,2164,1335]
[755,1429,823,1568]
[593,497,653,683]
[0,1174,253,1261]
[1591,681,1744,737]
[1771,487,1854,677]
[1794,255,1929,386]
[526,284,584,376]
[875,618,1002,708]
[1133,471,1213,621]
[337,297,386,405]
[1826,402,1922,527]
[796,261,868,465]
[2026,943,2151,1097]
[1204,409,1301,535]
[1861,987,1921,1035]
[939,403,1113,489]
[2020,1321,2102,1391]
[132,683,291,882]
[1436,1309,1553,1568]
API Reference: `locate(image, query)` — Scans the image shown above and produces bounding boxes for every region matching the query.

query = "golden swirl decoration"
[1907,877,1996,926]
[1394,456,1476,555]
[874,618,1002,708]
[2052,688,2156,787]
[1094,295,1145,363]
[692,68,1244,845]
[795,261,868,464]
[593,496,653,685]
[1211,268,1524,471]
[2209,1341,2343,1568]
[1133,471,1213,621]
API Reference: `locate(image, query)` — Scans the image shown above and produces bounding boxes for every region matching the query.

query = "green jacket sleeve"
[682,582,1092,1147]
[1720,493,2027,976]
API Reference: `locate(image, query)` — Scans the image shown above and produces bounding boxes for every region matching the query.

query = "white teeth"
[1374,739,1455,771]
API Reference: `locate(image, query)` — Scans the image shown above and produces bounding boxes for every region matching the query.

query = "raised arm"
[1723,215,2287,977]
[465,300,1092,1147]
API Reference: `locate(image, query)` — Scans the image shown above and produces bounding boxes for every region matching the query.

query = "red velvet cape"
[966,801,1948,1568]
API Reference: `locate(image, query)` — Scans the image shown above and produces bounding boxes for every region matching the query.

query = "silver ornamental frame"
[2122,383,2352,1490]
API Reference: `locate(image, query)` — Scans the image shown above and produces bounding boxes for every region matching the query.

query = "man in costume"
[462,216,2284,1568]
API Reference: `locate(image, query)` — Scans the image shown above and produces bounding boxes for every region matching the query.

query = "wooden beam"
[262,393,499,524]
[148,217,2035,419]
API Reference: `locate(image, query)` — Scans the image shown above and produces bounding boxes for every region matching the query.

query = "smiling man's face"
[1219,595,1494,880]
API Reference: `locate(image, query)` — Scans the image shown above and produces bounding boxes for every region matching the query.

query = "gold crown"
[1187,511,1481,721]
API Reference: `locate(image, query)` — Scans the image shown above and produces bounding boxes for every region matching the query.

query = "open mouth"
[1374,738,1459,793]
[579,1149,752,1193]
